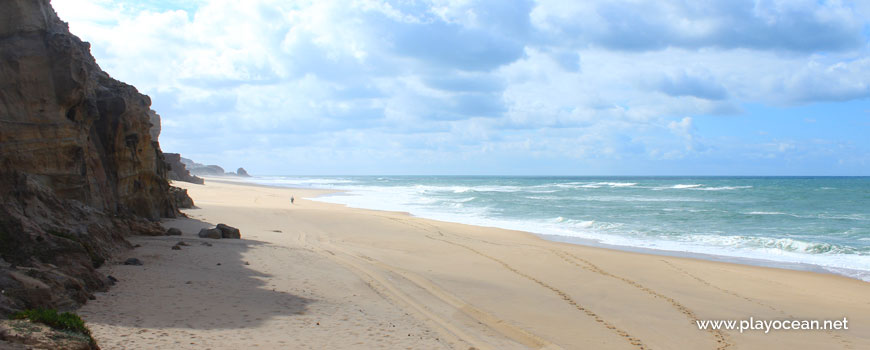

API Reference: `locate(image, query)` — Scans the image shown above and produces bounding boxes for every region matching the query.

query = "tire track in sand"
[658,259,854,349]
[552,250,731,350]
[658,259,785,315]
[427,235,650,350]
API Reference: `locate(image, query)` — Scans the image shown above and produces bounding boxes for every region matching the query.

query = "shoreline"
[79,179,870,349]
[218,175,870,282]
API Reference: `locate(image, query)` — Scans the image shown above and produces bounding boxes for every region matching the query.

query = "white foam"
[672,184,703,189]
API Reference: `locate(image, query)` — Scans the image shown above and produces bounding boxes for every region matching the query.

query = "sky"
[52,0,870,175]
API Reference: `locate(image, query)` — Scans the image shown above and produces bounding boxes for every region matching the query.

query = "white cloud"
[51,0,870,174]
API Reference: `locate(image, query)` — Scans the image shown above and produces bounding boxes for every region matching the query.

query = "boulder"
[169,186,195,209]
[216,224,241,239]
[197,228,222,239]
[166,228,182,236]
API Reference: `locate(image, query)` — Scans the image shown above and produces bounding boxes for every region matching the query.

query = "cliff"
[164,153,204,185]
[0,0,182,317]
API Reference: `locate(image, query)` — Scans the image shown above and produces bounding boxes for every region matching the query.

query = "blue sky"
[53,0,870,175]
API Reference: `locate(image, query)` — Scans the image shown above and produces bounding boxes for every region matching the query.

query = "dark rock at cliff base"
[216,224,241,239]
[237,168,251,177]
[169,186,195,209]
[166,228,182,236]
[0,0,180,316]
[197,228,222,239]
[123,258,143,266]
[164,153,204,185]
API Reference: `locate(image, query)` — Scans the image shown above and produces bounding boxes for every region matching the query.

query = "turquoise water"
[249,176,870,280]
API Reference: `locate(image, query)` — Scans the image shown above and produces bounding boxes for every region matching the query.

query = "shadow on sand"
[80,215,313,330]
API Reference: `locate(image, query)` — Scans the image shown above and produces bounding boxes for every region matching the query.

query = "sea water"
[247,176,870,281]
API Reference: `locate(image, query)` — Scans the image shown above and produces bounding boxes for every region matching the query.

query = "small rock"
[216,263,221,266]
[216,223,241,239]
[123,258,143,266]
[176,241,190,246]
[197,228,222,239]
[200,242,212,247]
[107,275,119,284]
[166,228,183,236]
[88,294,96,300]
[185,281,192,284]
[133,244,141,248]
[171,245,181,250]
[244,261,250,265]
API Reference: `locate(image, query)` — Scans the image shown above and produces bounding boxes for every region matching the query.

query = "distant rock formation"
[179,157,251,177]
[0,0,187,318]
[164,153,204,184]
[190,164,226,176]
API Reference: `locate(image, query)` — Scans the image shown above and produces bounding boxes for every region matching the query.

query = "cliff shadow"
[78,216,314,331]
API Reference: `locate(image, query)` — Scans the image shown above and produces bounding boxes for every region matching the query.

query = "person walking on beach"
[291,196,295,204]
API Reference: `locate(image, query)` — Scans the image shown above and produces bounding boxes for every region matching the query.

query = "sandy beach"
[78,179,870,350]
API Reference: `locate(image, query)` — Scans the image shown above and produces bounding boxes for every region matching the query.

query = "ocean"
[246,176,870,281]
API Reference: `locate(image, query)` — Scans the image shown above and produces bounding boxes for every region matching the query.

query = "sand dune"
[79,179,870,349]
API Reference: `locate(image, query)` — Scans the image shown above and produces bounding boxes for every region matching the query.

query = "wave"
[556,182,637,189]
[697,185,753,191]
[656,184,752,191]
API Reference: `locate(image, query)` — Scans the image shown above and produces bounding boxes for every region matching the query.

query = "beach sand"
[78,179,870,349]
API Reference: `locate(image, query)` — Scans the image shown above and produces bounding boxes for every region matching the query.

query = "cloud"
[529,0,865,52]
[51,0,870,174]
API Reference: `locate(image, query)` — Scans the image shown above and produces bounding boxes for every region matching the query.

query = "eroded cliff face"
[0,0,177,220]
[0,0,179,316]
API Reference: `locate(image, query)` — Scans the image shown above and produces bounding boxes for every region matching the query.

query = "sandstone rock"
[237,168,251,177]
[164,153,204,185]
[123,258,142,266]
[216,224,241,239]
[166,228,182,236]
[148,109,161,142]
[0,0,178,220]
[169,186,195,209]
[197,228,222,239]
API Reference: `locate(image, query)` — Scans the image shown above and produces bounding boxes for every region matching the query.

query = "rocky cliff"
[0,0,182,317]
[164,153,204,185]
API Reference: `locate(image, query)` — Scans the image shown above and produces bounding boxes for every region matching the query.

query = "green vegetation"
[11,308,95,345]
